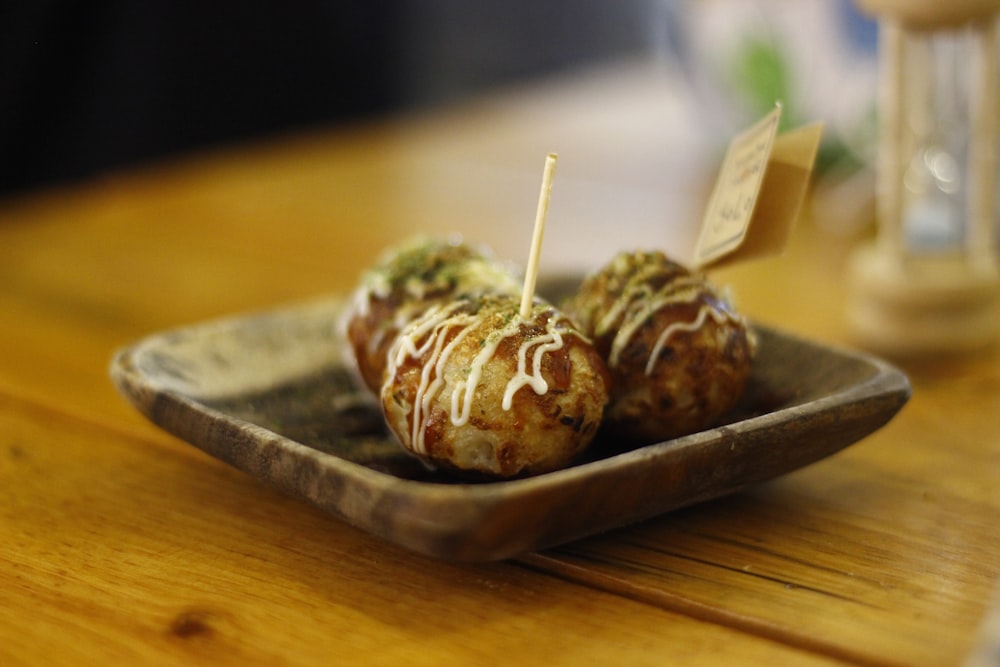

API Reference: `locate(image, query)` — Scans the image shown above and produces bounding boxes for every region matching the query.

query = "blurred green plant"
[728,36,866,177]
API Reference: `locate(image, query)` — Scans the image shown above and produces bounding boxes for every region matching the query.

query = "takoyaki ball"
[563,250,755,445]
[381,294,611,478]
[343,237,521,394]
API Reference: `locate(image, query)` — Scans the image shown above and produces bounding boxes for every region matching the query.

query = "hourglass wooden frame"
[847,0,1000,353]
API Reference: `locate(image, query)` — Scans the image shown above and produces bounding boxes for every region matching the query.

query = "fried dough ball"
[343,237,521,393]
[381,294,611,478]
[563,250,755,445]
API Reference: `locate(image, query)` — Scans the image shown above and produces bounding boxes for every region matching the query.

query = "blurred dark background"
[0,1,660,196]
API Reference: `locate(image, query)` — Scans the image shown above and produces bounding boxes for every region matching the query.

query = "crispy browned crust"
[603,293,754,443]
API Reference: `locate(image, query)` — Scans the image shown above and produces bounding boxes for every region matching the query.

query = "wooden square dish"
[110,295,910,561]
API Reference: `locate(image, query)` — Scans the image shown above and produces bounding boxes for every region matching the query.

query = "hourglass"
[847,0,1000,353]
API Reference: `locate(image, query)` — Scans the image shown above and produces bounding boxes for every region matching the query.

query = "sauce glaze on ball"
[564,250,755,444]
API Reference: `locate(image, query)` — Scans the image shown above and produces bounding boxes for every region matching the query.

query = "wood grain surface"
[2,62,998,666]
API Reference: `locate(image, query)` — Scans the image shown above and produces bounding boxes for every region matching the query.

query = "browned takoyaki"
[381,293,611,478]
[343,237,521,394]
[563,250,755,445]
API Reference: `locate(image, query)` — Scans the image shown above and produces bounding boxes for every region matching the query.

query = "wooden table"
[2,62,998,666]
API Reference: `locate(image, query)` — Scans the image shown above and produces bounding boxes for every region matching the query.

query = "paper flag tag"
[692,106,823,270]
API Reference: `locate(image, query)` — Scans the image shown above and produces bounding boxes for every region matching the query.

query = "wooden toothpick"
[519,153,558,320]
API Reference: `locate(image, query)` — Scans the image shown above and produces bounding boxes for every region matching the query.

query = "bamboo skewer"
[519,153,558,320]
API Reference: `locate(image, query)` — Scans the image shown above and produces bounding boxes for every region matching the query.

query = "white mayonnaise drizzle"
[389,302,472,453]
[605,276,744,376]
[644,304,735,375]
[501,328,565,410]
[388,302,578,455]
